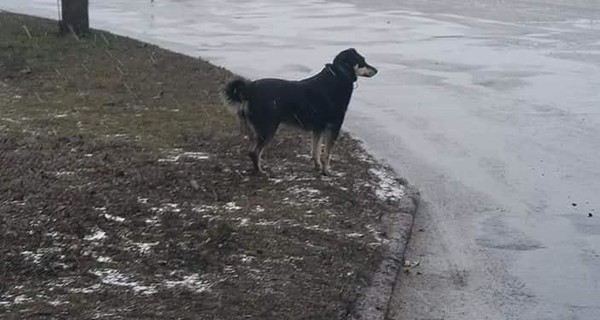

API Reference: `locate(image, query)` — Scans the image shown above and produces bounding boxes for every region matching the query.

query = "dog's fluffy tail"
[221,77,249,114]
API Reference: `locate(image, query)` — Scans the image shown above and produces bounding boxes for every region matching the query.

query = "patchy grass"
[0,11,235,148]
[0,12,407,320]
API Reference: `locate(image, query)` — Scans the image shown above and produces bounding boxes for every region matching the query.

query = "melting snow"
[164,273,213,293]
[54,170,75,177]
[0,294,32,306]
[347,232,365,238]
[69,284,102,294]
[224,202,242,211]
[47,300,69,306]
[84,229,107,242]
[133,242,159,254]
[45,231,60,238]
[21,251,43,264]
[97,256,113,263]
[158,151,210,162]
[92,269,157,295]
[369,167,405,202]
[104,213,125,222]
[305,225,334,233]
[193,205,219,213]
[145,216,160,225]
[6,200,26,206]
[289,187,321,195]
[366,224,389,244]
[235,254,255,263]
[150,203,181,214]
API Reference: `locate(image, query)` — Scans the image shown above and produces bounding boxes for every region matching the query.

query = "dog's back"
[224,73,352,133]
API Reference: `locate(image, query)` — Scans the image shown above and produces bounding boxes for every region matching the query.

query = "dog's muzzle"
[356,64,378,77]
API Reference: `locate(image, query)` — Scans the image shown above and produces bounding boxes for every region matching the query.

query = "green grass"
[0,12,236,148]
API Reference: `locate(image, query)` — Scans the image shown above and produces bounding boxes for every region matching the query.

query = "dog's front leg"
[322,129,340,176]
[311,131,323,171]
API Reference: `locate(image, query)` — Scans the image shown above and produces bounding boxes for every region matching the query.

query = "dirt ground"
[0,12,408,320]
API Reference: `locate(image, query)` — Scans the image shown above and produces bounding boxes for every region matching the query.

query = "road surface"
[2,0,599,319]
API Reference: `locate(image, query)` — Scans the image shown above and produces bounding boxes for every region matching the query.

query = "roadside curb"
[352,182,420,320]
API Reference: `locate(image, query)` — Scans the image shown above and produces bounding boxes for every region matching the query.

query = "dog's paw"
[321,168,334,177]
[312,161,323,172]
[250,167,270,179]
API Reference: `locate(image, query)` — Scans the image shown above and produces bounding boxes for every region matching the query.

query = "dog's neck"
[325,63,357,83]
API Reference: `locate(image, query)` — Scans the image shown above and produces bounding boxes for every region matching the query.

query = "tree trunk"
[59,0,89,36]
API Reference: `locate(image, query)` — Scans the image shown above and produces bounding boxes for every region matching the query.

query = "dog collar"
[325,63,357,83]
[326,65,337,77]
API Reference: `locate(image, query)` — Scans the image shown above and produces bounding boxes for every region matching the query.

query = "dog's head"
[333,48,378,78]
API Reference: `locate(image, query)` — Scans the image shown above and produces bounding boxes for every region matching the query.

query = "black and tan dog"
[221,48,377,175]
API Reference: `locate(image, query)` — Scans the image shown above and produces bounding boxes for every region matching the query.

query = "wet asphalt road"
[2,0,599,319]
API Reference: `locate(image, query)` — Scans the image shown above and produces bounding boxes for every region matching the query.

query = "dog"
[221,48,377,175]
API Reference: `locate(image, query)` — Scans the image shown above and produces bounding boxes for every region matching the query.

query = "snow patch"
[305,225,334,233]
[45,231,60,238]
[145,216,160,225]
[6,200,26,206]
[193,205,219,213]
[224,202,242,211]
[0,294,32,306]
[289,187,321,195]
[54,170,75,177]
[21,251,43,264]
[234,254,255,263]
[133,242,159,254]
[158,151,210,162]
[69,284,102,294]
[150,203,181,214]
[104,213,125,223]
[347,232,365,238]
[366,224,389,244]
[97,256,113,263]
[281,186,330,207]
[84,229,107,242]
[47,299,69,306]
[106,133,128,138]
[92,269,157,295]
[164,273,213,293]
[369,167,405,202]
[13,295,31,305]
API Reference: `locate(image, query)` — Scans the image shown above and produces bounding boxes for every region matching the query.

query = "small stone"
[572,203,577,207]
[589,213,593,218]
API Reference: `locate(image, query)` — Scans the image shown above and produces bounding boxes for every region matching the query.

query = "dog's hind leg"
[238,104,252,137]
[311,131,324,171]
[248,124,278,175]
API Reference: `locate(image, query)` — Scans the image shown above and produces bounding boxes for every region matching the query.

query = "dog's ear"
[342,48,358,56]
[334,48,357,66]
